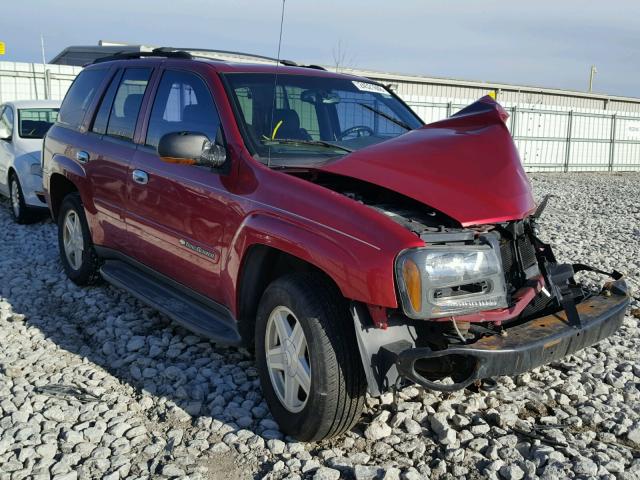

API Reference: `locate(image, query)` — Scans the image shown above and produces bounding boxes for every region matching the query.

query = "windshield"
[224,73,423,165]
[18,108,59,139]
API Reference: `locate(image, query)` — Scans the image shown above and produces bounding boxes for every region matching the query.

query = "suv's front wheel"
[255,273,366,441]
[57,192,102,285]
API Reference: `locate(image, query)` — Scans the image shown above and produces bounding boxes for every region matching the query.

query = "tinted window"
[146,70,221,148]
[18,108,59,138]
[58,68,109,129]
[106,68,152,141]
[92,70,123,135]
[0,106,14,137]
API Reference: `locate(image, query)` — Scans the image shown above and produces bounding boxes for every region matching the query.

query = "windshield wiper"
[263,138,353,153]
[357,103,413,131]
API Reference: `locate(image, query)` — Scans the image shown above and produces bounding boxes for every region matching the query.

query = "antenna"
[268,0,287,168]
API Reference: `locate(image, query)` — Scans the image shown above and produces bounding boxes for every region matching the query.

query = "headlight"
[396,245,507,319]
[30,163,43,176]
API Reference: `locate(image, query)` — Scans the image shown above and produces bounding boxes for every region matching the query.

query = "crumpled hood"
[320,97,536,226]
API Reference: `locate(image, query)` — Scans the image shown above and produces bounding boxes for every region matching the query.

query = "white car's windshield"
[18,108,59,139]
[224,73,423,165]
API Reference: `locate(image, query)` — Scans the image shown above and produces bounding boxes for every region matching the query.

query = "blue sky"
[2,0,639,97]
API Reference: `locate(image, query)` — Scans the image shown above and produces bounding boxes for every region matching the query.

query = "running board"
[100,260,242,345]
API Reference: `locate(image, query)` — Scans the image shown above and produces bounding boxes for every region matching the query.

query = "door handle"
[76,151,90,163]
[132,169,149,185]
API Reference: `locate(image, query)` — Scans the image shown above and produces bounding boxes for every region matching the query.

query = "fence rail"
[406,100,640,172]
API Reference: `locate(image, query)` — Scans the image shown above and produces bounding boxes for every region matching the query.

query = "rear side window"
[58,68,109,129]
[92,70,123,135]
[105,68,152,141]
[145,70,221,148]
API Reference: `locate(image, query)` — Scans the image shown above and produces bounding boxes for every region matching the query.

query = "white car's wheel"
[8,173,36,224]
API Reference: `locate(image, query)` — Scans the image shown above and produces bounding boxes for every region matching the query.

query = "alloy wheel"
[265,306,312,413]
[62,210,84,270]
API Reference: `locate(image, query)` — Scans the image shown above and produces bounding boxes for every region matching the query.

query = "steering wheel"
[339,125,374,140]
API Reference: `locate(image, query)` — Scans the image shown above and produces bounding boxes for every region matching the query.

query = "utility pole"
[588,65,598,93]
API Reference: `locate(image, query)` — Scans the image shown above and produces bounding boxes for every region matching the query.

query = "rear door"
[126,67,229,301]
[84,66,154,252]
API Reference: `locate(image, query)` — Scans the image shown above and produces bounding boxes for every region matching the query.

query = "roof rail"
[177,47,280,63]
[90,46,329,72]
[92,47,192,64]
[305,64,327,71]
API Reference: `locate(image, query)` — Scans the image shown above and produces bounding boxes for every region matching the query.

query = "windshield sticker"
[352,81,390,96]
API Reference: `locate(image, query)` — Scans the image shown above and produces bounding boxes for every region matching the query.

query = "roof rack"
[91,46,329,71]
[277,59,326,70]
[92,48,192,64]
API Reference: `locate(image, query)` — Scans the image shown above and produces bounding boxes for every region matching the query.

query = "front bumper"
[392,279,629,391]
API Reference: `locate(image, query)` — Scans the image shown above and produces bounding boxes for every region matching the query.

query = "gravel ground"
[0,172,639,480]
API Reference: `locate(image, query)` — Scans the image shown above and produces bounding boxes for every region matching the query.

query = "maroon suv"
[42,49,629,441]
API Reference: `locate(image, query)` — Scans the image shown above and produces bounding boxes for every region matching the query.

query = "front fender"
[224,211,400,317]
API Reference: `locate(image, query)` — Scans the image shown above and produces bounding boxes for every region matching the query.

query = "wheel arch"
[49,173,79,220]
[236,244,343,348]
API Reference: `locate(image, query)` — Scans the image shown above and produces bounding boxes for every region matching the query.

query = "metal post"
[609,114,617,172]
[41,34,49,100]
[565,111,573,172]
[588,65,597,93]
[510,106,518,135]
[446,102,452,118]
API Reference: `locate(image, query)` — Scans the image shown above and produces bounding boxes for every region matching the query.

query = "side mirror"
[0,125,11,141]
[157,131,227,168]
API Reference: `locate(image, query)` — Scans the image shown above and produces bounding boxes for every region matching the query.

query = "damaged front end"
[353,213,630,395]
[300,94,630,395]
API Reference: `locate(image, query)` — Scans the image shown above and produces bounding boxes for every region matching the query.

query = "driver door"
[126,68,229,303]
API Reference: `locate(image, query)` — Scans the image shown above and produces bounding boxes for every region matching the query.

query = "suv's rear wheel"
[57,192,102,285]
[255,273,366,441]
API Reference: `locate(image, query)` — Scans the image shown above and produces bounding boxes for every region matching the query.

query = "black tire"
[255,272,366,441]
[57,192,102,285]
[8,173,37,224]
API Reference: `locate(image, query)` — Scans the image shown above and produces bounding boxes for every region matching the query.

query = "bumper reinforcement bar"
[390,279,629,392]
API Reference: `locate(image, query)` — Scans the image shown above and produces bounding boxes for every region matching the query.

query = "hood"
[319,96,535,226]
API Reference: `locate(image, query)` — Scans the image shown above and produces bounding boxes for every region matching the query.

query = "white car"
[0,100,61,223]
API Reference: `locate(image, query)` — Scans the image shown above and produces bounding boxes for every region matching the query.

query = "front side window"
[146,70,221,148]
[224,73,422,166]
[0,106,14,138]
[18,108,59,139]
[106,68,152,141]
[58,68,109,129]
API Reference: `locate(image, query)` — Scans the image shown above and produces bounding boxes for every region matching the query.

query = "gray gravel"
[0,173,639,480]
